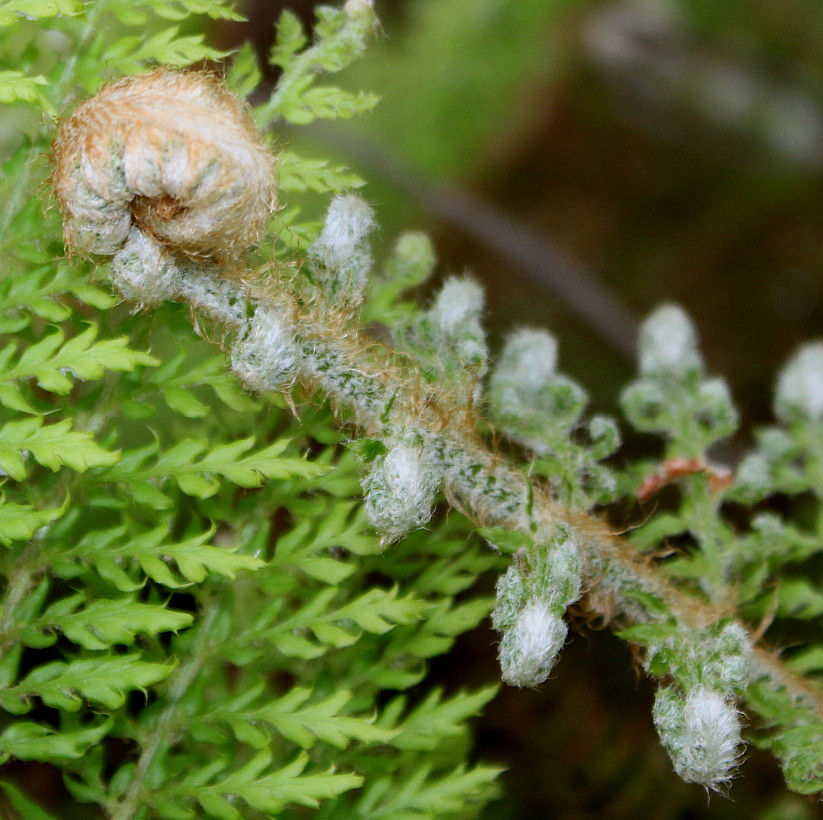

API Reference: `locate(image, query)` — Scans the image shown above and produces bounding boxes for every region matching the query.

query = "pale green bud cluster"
[362,232,436,327]
[384,232,436,290]
[638,303,703,378]
[489,329,619,508]
[490,328,586,455]
[734,344,823,506]
[392,275,490,410]
[622,303,737,452]
[645,622,751,696]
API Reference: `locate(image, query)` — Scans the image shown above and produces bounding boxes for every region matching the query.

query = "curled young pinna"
[51,69,276,265]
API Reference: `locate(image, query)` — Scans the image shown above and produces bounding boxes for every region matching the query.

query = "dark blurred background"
[217,2,823,817]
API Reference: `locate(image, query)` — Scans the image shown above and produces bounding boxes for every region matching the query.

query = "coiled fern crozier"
[0,0,820,816]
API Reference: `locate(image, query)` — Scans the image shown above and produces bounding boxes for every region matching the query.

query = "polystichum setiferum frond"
[0,0,821,817]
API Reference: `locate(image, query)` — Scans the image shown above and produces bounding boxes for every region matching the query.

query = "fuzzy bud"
[428,277,488,376]
[653,686,743,791]
[492,526,581,687]
[345,0,375,20]
[774,342,823,423]
[695,377,739,438]
[429,277,484,337]
[231,307,300,393]
[52,69,276,263]
[498,600,567,688]
[490,328,587,452]
[711,623,752,692]
[495,329,558,388]
[310,194,375,301]
[110,228,184,305]
[362,442,440,544]
[384,232,436,290]
[638,304,703,378]
[733,452,773,502]
[587,414,621,460]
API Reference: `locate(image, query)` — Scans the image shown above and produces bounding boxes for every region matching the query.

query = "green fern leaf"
[105,436,325,505]
[0,71,53,114]
[270,502,379,584]
[402,597,493,660]
[776,577,823,619]
[147,0,243,21]
[268,9,307,67]
[148,351,258,417]
[0,417,119,478]
[226,586,427,663]
[172,751,363,817]
[226,42,261,100]
[258,6,374,125]
[0,0,79,25]
[277,151,365,194]
[0,325,157,403]
[238,687,396,750]
[388,686,498,752]
[0,497,66,545]
[354,762,503,819]
[27,596,192,650]
[0,262,111,328]
[0,779,58,819]
[55,525,264,590]
[103,27,229,70]
[105,0,240,25]
[0,656,171,713]
[278,85,379,125]
[0,720,111,764]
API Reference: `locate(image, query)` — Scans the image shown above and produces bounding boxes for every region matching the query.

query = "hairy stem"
[145,266,823,728]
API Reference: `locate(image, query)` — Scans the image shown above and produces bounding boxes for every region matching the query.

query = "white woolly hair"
[680,688,743,790]
[52,69,276,263]
[499,600,567,688]
[231,306,300,393]
[363,442,440,545]
[655,686,743,791]
[345,0,374,16]
[429,277,485,335]
[110,227,183,305]
[109,226,250,325]
[775,342,823,422]
[639,303,703,377]
[311,194,375,272]
[496,329,559,390]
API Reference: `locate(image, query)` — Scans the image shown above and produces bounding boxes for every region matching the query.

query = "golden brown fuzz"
[52,69,275,263]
